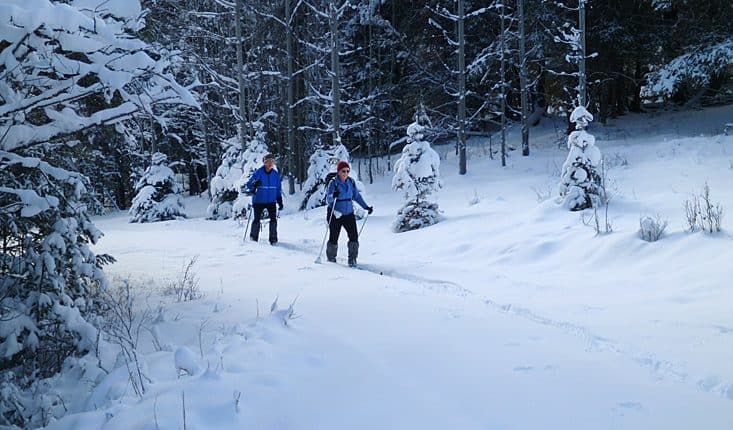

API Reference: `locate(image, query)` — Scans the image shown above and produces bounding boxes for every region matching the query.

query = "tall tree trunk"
[500,1,507,167]
[330,0,342,146]
[234,0,249,149]
[285,0,296,194]
[579,0,587,107]
[367,10,374,184]
[518,0,529,156]
[457,0,467,175]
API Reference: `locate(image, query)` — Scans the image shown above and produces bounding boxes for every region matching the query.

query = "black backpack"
[324,172,338,191]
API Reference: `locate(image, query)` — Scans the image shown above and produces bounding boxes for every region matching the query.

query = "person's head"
[263,153,276,171]
[337,160,350,180]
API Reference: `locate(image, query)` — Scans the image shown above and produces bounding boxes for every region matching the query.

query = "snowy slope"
[51,107,733,430]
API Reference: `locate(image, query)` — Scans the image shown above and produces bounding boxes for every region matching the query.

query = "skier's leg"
[326,216,341,262]
[344,214,359,267]
[268,203,278,244]
[250,204,264,241]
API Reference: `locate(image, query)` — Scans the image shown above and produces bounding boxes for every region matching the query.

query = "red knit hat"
[337,160,350,172]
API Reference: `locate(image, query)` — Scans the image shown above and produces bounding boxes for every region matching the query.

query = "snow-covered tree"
[129,153,186,222]
[558,106,603,211]
[392,105,442,232]
[642,38,733,103]
[232,121,271,219]
[300,144,350,211]
[0,1,193,426]
[208,121,271,220]
[206,138,244,220]
[0,152,109,428]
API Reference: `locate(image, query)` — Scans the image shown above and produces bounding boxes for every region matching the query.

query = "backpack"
[324,172,338,192]
[324,172,356,196]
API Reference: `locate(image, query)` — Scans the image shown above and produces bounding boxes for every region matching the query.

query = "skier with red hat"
[325,160,373,267]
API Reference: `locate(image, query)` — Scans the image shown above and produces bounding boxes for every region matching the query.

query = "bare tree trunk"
[285,0,296,194]
[330,0,341,146]
[200,109,212,196]
[234,0,249,149]
[367,11,374,184]
[500,1,507,167]
[518,0,530,156]
[579,0,587,107]
[457,0,467,175]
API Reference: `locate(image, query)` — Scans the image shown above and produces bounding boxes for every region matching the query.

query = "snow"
[47,106,733,429]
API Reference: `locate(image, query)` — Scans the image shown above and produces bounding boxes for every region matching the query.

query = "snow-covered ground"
[53,107,733,429]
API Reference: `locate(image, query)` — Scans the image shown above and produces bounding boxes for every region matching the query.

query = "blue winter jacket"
[246,167,283,205]
[326,176,369,216]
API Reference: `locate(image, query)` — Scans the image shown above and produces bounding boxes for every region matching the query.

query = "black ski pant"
[251,202,277,242]
[328,213,358,245]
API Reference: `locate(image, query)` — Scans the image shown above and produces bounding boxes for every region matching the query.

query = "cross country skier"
[245,153,283,244]
[325,161,373,266]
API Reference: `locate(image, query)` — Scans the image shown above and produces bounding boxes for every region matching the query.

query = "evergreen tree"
[642,38,733,104]
[558,106,603,211]
[207,138,245,220]
[208,121,271,220]
[0,151,110,427]
[392,105,442,232]
[300,144,350,211]
[129,153,186,223]
[0,2,192,425]
[232,121,271,219]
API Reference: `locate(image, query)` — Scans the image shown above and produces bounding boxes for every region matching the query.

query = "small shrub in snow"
[639,215,668,242]
[163,256,203,302]
[129,153,185,223]
[531,184,554,202]
[684,183,724,233]
[684,195,700,232]
[99,277,153,397]
[392,103,442,232]
[604,152,629,169]
[269,297,300,326]
[468,189,480,206]
[558,107,604,211]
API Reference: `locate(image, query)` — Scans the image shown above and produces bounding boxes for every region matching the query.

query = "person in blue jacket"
[246,153,283,244]
[325,161,373,266]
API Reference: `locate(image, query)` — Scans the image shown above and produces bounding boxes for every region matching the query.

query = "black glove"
[278,201,283,211]
[252,179,262,189]
[332,188,340,198]
[367,206,373,215]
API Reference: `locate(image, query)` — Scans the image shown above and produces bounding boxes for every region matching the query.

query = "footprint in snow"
[614,401,644,415]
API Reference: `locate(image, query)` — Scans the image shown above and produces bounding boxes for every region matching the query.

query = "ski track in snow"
[264,237,732,402]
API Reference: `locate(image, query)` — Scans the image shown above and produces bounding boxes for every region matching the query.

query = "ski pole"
[315,197,338,263]
[242,204,252,243]
[358,211,370,238]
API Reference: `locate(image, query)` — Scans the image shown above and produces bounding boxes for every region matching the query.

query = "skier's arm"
[276,173,283,208]
[245,170,260,193]
[353,183,369,210]
[326,179,336,206]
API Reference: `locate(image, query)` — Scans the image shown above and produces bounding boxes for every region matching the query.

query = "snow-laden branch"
[642,38,733,99]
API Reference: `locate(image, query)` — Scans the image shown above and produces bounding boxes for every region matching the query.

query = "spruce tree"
[300,144,350,211]
[232,121,271,219]
[558,106,603,211]
[129,153,186,222]
[392,105,442,232]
